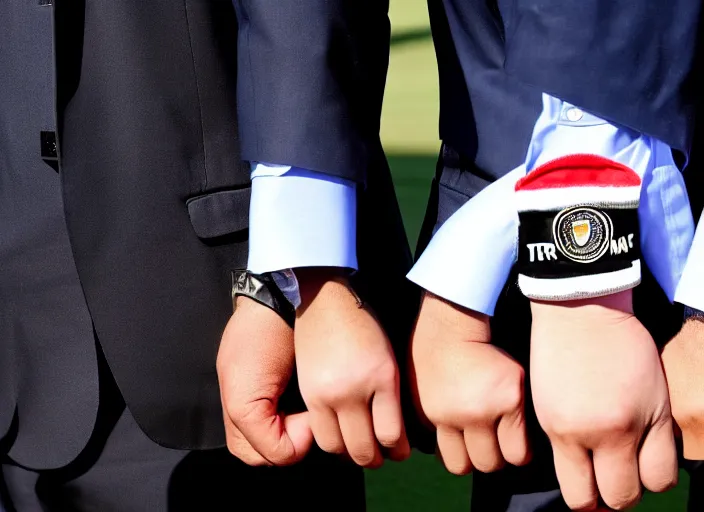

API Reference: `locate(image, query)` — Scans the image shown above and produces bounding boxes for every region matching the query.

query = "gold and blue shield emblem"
[571,220,591,247]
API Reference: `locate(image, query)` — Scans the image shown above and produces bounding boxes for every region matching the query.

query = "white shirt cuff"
[247,163,357,273]
[675,216,704,311]
[408,93,694,315]
[407,167,524,316]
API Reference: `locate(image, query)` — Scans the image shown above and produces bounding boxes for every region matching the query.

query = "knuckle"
[645,471,678,494]
[420,400,450,426]
[373,361,398,386]
[604,490,641,511]
[424,406,468,428]
[311,386,351,408]
[546,408,635,439]
[564,497,598,512]
[472,458,505,474]
[505,450,531,467]
[499,380,524,413]
[444,460,472,476]
[458,402,496,426]
[545,417,578,438]
[315,437,347,455]
[351,448,377,467]
[504,440,532,467]
[377,430,402,448]
[304,374,359,407]
[591,410,637,435]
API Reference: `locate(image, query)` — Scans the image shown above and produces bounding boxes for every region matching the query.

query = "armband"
[515,154,642,301]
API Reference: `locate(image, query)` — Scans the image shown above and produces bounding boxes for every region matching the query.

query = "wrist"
[295,267,361,312]
[515,155,642,302]
[420,292,491,343]
[531,289,634,321]
[232,270,297,327]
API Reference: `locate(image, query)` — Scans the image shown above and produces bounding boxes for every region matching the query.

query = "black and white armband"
[515,154,642,301]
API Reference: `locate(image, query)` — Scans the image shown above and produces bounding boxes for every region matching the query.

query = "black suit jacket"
[0,0,416,466]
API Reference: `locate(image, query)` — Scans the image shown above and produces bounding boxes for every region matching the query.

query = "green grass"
[365,0,692,509]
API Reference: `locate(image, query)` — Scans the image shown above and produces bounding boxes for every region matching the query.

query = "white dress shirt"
[247,94,703,314]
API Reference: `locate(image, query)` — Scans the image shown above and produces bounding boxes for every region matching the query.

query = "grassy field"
[366,1,691,509]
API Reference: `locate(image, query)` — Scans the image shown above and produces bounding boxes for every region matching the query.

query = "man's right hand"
[530,290,677,511]
[294,269,410,469]
[217,296,313,466]
[409,292,531,475]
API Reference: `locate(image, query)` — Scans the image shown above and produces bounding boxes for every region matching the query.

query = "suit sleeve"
[233,0,390,184]
[501,0,701,153]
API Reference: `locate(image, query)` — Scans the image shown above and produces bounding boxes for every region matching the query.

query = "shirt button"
[565,108,584,122]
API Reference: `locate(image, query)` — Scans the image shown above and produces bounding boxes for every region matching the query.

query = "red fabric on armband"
[515,154,642,192]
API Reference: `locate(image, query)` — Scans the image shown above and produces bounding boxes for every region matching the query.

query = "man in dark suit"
[0,1,415,510]
[406,0,703,510]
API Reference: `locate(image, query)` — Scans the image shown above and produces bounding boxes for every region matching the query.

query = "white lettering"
[544,244,557,261]
[611,235,635,255]
[527,244,537,262]
[527,243,557,262]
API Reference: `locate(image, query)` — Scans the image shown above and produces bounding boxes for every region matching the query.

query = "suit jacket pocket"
[186,187,251,239]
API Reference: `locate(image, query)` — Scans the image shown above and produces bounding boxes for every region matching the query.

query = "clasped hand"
[217,271,410,469]
[411,290,678,511]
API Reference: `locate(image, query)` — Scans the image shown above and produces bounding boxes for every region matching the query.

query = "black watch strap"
[231,270,296,328]
[684,305,704,324]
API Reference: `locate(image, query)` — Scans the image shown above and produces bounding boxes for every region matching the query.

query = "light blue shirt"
[247,163,357,274]
[247,94,704,313]
[410,94,696,314]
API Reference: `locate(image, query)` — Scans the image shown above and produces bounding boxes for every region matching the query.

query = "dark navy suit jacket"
[426,0,701,208]
[0,0,416,468]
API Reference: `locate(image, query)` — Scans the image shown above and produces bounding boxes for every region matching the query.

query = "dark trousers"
[0,371,365,512]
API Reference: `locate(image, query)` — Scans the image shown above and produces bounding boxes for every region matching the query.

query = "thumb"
[235,399,313,466]
[282,412,315,462]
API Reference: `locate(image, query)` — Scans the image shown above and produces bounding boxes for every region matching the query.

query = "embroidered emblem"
[553,206,612,263]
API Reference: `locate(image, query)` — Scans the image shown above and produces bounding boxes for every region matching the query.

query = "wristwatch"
[683,305,704,325]
[231,270,297,328]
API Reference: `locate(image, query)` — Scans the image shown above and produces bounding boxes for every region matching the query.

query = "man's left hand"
[217,296,313,466]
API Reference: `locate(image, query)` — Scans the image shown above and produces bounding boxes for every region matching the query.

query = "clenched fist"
[410,292,531,475]
[531,291,677,511]
[294,269,410,468]
[217,297,313,466]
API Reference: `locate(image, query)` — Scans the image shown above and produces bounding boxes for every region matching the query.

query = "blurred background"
[366,1,691,509]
